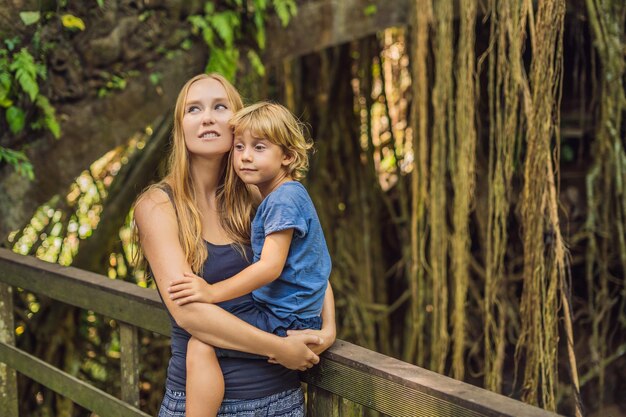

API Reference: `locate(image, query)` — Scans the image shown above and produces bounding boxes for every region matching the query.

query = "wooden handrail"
[0,248,560,416]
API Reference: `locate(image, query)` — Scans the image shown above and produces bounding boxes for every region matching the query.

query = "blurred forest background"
[0,0,625,416]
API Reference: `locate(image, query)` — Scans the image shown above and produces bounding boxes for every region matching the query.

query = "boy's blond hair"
[229,102,313,180]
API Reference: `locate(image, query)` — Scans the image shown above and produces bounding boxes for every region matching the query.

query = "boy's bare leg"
[186,336,224,417]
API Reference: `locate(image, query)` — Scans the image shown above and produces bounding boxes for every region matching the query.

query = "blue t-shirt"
[163,242,300,398]
[251,181,331,326]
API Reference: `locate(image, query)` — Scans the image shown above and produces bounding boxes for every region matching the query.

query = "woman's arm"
[134,188,320,370]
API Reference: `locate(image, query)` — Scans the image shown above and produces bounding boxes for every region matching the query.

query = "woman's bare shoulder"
[134,187,173,224]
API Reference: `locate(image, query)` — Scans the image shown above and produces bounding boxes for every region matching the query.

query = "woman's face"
[182,78,234,159]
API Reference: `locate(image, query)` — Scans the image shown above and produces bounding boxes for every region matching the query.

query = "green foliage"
[0,39,61,179]
[0,147,34,180]
[6,105,25,133]
[272,0,297,27]
[189,0,297,80]
[10,48,41,102]
[97,73,128,97]
[19,11,41,26]
[61,14,86,31]
[363,4,378,17]
[149,72,162,86]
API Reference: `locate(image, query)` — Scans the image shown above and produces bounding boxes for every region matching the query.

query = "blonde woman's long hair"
[135,73,254,273]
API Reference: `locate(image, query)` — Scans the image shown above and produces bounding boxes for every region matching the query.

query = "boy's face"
[232,129,294,196]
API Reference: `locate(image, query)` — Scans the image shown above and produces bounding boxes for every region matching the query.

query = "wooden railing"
[0,248,559,417]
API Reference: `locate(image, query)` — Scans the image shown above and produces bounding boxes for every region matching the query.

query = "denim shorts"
[158,387,304,417]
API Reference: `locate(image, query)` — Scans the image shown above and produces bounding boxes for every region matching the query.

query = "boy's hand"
[168,273,215,305]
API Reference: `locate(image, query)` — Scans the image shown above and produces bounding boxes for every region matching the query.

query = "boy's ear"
[282,150,295,166]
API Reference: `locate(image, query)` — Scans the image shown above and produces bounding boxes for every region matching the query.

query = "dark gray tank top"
[157,185,300,398]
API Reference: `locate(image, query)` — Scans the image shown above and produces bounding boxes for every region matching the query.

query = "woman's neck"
[188,156,224,205]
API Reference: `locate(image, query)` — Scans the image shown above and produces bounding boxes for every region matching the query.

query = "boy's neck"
[259,175,293,198]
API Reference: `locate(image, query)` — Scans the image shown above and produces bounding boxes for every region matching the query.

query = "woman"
[134,73,336,416]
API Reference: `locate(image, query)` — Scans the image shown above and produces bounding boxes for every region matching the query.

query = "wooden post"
[307,384,340,417]
[120,323,140,408]
[0,282,18,417]
[340,397,364,417]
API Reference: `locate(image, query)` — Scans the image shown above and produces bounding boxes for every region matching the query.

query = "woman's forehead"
[186,78,228,102]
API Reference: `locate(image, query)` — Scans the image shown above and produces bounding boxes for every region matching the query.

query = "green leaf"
[36,95,61,138]
[254,0,269,11]
[206,48,238,82]
[188,15,208,34]
[210,12,238,47]
[45,116,61,138]
[6,106,26,134]
[19,11,41,26]
[247,50,265,77]
[180,38,193,50]
[36,62,47,79]
[0,72,11,103]
[0,71,10,90]
[149,72,162,86]
[363,5,377,17]
[273,0,297,27]
[4,37,20,51]
[61,14,86,31]
[14,68,39,101]
[0,147,34,180]
[10,49,39,101]
[97,0,104,8]
[254,11,266,49]
[202,26,215,47]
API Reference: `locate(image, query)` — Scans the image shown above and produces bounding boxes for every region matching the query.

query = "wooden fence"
[0,248,559,417]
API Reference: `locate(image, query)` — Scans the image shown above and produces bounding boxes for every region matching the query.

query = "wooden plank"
[120,323,140,408]
[340,397,364,417]
[304,341,561,417]
[0,282,18,417]
[0,248,170,336]
[264,0,409,63]
[307,384,340,417]
[0,341,151,417]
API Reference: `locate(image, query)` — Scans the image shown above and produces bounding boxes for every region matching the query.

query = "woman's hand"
[268,333,322,371]
[168,273,216,305]
[285,326,336,356]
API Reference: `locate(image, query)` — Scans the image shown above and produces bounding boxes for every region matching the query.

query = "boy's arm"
[168,228,294,304]
[212,228,293,302]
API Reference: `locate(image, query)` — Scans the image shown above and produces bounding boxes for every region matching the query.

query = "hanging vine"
[582,0,626,409]
[515,0,567,410]
[450,0,477,381]
[484,0,528,394]
[406,0,432,368]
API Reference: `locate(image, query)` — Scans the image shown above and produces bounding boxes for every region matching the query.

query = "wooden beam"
[264,0,409,63]
[0,248,170,336]
[0,249,564,416]
[0,341,151,417]
[302,340,562,417]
